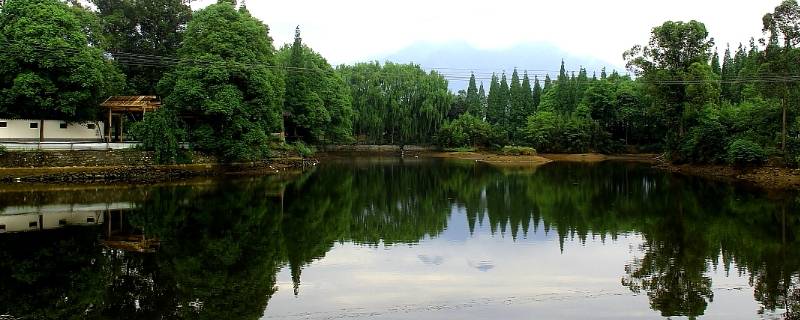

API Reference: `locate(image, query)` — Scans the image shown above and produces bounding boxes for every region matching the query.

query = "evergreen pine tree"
[532,76,542,110]
[486,74,503,126]
[544,74,552,92]
[721,45,734,101]
[466,73,481,116]
[284,26,310,139]
[710,51,721,75]
[478,82,487,120]
[499,73,510,129]
[521,71,535,122]
[508,69,525,142]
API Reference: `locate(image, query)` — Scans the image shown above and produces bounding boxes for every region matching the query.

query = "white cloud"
[193,0,782,69]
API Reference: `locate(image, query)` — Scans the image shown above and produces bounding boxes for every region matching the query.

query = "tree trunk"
[39,119,44,143]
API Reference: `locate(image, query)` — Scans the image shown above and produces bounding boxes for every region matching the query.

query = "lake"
[0,158,797,319]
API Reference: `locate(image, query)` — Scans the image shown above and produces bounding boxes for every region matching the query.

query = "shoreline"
[0,158,312,185]
[0,149,798,191]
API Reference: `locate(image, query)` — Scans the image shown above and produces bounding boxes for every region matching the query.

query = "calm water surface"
[0,159,798,319]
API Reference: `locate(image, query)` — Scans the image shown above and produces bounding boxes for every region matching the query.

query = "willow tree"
[158,0,283,161]
[337,62,450,145]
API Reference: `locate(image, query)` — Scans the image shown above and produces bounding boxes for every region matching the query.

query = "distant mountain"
[376,42,623,91]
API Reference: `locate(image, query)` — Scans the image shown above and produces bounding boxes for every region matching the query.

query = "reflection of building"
[0,202,159,252]
[0,203,131,233]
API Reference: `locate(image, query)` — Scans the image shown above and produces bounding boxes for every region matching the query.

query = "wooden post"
[39,119,44,143]
[120,114,124,143]
[107,109,112,143]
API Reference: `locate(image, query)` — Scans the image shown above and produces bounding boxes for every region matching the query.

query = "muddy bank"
[539,153,658,163]
[425,151,553,166]
[657,162,800,190]
[0,158,313,185]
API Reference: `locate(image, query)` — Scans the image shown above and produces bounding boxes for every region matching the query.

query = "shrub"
[499,146,537,156]
[675,110,728,164]
[293,141,315,157]
[0,145,6,156]
[130,109,186,164]
[444,147,477,153]
[437,113,493,148]
[726,139,766,166]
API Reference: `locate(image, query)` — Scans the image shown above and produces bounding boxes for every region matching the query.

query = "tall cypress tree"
[465,73,481,116]
[508,69,525,142]
[486,74,503,126]
[499,73,510,129]
[284,26,310,139]
[478,82,487,120]
[520,72,535,142]
[721,45,734,102]
[710,51,721,75]
[544,74,552,92]
[532,76,542,110]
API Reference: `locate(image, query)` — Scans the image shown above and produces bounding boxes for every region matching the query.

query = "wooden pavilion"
[100,96,161,142]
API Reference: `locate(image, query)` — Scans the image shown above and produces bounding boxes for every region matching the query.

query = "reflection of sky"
[262,206,768,320]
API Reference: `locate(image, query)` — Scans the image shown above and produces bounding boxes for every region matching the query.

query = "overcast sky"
[193,0,783,71]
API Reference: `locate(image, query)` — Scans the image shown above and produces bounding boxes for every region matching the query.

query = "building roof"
[100,96,161,113]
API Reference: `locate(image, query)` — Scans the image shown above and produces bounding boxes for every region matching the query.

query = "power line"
[4,39,800,86]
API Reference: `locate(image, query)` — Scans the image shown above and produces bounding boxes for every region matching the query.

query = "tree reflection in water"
[0,159,797,319]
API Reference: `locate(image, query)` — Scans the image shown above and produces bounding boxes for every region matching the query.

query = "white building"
[0,119,105,142]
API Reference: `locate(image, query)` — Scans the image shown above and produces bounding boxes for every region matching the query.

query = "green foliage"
[443,146,477,152]
[0,145,6,156]
[292,141,315,157]
[499,145,536,156]
[158,2,283,162]
[523,111,593,153]
[436,113,493,148]
[337,62,451,145]
[624,20,714,137]
[676,107,728,163]
[91,0,192,94]
[130,109,186,164]
[278,27,354,144]
[0,0,124,121]
[726,139,767,166]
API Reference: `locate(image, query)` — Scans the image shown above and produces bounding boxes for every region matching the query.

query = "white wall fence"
[0,141,141,151]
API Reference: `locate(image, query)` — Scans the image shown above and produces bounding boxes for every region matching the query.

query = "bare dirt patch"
[540,153,658,163]
[426,152,553,166]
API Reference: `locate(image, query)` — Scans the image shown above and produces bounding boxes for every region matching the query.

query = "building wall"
[0,119,105,142]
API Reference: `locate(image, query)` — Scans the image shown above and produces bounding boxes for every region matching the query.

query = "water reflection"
[0,159,797,319]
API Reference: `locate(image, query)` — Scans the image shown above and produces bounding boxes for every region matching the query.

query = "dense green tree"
[277,27,354,143]
[158,1,283,161]
[91,0,192,94]
[711,51,721,75]
[508,69,527,142]
[337,62,450,144]
[478,82,487,119]
[465,73,482,116]
[0,0,123,121]
[437,113,493,147]
[486,74,505,126]
[624,20,715,150]
[532,76,542,110]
